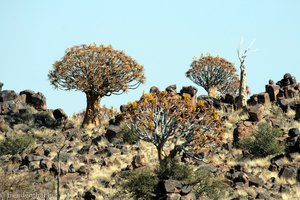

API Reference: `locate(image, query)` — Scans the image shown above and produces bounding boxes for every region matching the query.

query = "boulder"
[77,165,88,175]
[181,185,192,195]
[180,86,197,97]
[295,105,300,120]
[248,105,265,122]
[108,114,123,126]
[132,154,146,168]
[20,90,47,111]
[28,161,40,170]
[278,166,297,179]
[0,90,18,102]
[105,125,121,143]
[68,164,76,173]
[150,86,160,94]
[265,84,280,102]
[233,121,256,143]
[40,159,52,169]
[91,135,102,146]
[279,184,292,193]
[166,84,177,94]
[50,162,68,176]
[180,86,197,106]
[223,93,237,105]
[256,192,271,200]
[0,100,20,114]
[164,180,182,193]
[288,128,300,138]
[25,155,45,162]
[82,188,98,200]
[257,92,270,105]
[53,108,68,120]
[282,85,298,99]
[34,110,56,128]
[248,94,258,106]
[78,145,91,155]
[268,163,279,172]
[10,154,22,163]
[276,73,292,87]
[248,173,264,187]
[232,172,249,184]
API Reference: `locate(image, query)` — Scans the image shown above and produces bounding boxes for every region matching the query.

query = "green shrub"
[157,159,225,199]
[157,159,193,182]
[120,123,139,144]
[122,168,159,199]
[192,168,226,200]
[238,123,284,157]
[0,134,34,156]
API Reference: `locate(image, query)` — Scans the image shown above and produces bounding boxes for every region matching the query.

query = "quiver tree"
[124,91,222,164]
[186,54,240,97]
[49,44,145,127]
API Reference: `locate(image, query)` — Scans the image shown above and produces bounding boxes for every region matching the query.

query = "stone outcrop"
[20,90,47,111]
[0,82,68,128]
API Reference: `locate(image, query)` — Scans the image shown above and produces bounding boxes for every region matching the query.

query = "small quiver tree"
[124,91,222,164]
[49,44,145,127]
[186,54,239,97]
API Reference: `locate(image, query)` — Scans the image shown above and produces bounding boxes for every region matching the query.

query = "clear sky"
[1,0,300,116]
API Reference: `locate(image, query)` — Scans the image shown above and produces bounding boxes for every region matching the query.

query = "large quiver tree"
[49,44,145,127]
[124,91,222,164]
[186,54,239,97]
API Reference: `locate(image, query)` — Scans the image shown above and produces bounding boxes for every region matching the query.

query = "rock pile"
[0,82,68,129]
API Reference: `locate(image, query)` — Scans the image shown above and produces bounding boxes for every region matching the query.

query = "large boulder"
[149,86,160,94]
[276,73,296,87]
[288,128,300,138]
[233,121,256,144]
[248,105,265,122]
[132,154,146,168]
[180,86,197,97]
[180,86,197,107]
[278,166,297,179]
[257,92,270,105]
[166,84,177,94]
[248,94,258,106]
[34,110,57,128]
[0,90,18,102]
[265,84,280,102]
[164,180,182,193]
[282,84,299,99]
[104,125,122,143]
[20,90,47,111]
[52,108,68,120]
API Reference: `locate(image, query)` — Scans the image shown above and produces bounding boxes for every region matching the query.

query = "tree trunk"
[238,64,247,109]
[157,146,164,165]
[82,91,101,128]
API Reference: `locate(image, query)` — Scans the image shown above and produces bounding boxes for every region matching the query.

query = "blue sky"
[1,0,300,115]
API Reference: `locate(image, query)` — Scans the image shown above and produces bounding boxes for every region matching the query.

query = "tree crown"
[186,54,239,95]
[49,44,145,97]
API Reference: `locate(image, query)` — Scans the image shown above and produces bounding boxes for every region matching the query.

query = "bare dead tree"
[237,39,256,109]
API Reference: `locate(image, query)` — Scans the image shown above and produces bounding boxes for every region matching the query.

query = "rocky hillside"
[0,73,300,200]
